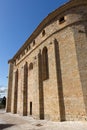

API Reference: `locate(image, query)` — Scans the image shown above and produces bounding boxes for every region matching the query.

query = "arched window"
[29,62,33,70]
[42,47,49,80]
[42,30,45,37]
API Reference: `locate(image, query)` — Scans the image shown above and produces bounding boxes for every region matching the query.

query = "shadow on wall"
[38,39,66,121]
[13,69,18,114]
[54,39,66,121]
[38,52,44,119]
[23,62,28,116]
[74,19,87,115]
[0,124,15,130]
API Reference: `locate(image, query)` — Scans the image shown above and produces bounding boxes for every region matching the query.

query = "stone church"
[6,0,87,121]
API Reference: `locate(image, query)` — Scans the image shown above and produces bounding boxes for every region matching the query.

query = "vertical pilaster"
[38,51,44,119]
[12,69,18,113]
[6,62,13,112]
[23,62,28,116]
[54,39,66,121]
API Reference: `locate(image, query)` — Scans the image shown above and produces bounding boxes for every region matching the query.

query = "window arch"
[29,62,33,70]
[42,47,49,80]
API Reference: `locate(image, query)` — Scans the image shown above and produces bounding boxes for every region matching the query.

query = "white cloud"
[0,86,7,98]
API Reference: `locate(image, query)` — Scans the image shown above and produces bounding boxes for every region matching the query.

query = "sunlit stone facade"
[6,0,87,121]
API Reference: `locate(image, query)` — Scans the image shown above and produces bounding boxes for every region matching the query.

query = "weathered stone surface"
[6,0,87,121]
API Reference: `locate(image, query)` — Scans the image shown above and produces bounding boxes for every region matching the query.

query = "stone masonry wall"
[6,1,87,121]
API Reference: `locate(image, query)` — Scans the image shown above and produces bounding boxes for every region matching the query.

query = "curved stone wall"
[6,0,87,121]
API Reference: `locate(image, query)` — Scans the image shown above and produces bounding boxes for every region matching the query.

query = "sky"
[0,0,69,88]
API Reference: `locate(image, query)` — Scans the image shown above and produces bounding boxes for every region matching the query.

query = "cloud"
[0,86,7,90]
[0,86,7,98]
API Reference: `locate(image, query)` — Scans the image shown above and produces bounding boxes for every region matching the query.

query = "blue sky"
[0,0,69,88]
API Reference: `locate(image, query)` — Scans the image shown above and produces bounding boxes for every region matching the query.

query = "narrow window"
[33,40,35,46]
[14,60,16,66]
[22,50,25,56]
[17,55,20,60]
[42,47,49,81]
[26,47,29,52]
[29,63,33,70]
[30,102,32,115]
[59,16,65,24]
[28,45,30,50]
[26,45,30,52]
[42,30,45,37]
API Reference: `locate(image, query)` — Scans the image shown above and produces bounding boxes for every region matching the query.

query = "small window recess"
[26,47,29,52]
[30,102,32,115]
[59,16,65,24]
[26,45,30,52]
[28,45,30,50]
[33,40,35,46]
[17,55,20,60]
[22,50,25,56]
[29,63,33,70]
[42,30,45,37]
[14,60,16,66]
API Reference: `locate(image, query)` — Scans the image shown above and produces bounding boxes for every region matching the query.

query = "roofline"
[9,0,87,62]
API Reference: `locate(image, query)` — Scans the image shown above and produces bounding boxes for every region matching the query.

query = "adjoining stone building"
[6,0,87,121]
